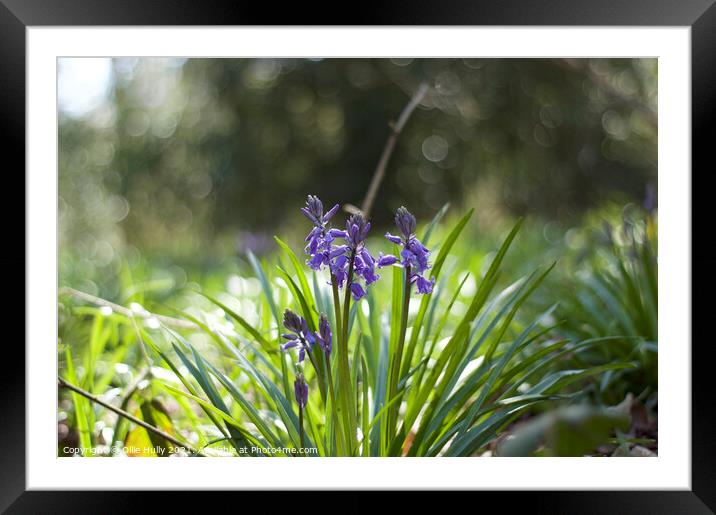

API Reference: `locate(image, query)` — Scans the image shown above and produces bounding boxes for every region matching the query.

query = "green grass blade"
[247,250,281,326]
[421,202,450,246]
[198,291,273,352]
[275,236,318,325]
[64,346,92,453]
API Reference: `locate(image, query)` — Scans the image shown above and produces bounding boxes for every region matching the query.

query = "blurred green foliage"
[59,58,656,294]
[57,58,658,457]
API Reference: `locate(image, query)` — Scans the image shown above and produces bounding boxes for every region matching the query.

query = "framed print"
[3,0,715,511]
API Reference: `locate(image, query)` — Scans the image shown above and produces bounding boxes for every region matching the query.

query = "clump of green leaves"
[553,210,657,404]
[58,204,646,458]
[132,206,633,456]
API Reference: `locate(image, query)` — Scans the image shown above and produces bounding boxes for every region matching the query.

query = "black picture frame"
[2,1,714,512]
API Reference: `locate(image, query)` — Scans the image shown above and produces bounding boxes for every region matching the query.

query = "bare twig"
[123,367,151,399]
[58,376,206,457]
[110,367,151,451]
[360,83,429,218]
[59,286,196,330]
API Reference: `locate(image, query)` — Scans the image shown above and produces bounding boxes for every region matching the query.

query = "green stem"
[331,275,351,455]
[299,407,305,450]
[304,339,326,401]
[331,276,343,344]
[338,249,358,455]
[341,253,355,352]
[324,355,346,455]
[397,321,442,444]
[387,265,411,447]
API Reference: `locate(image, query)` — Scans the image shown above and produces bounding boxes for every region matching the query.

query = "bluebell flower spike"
[280,309,315,363]
[294,373,308,409]
[301,195,381,299]
[316,314,332,356]
[395,206,417,239]
[380,206,435,295]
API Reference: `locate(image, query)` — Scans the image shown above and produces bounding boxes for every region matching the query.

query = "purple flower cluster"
[315,313,332,356]
[281,309,333,362]
[294,372,308,409]
[302,195,340,271]
[280,309,316,363]
[381,207,435,295]
[281,309,334,409]
[301,195,380,300]
[327,214,381,300]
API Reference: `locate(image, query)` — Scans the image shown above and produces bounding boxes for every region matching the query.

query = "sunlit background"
[58,59,659,457]
[59,58,657,298]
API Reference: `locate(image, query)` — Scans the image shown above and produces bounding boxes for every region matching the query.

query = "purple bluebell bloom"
[330,253,349,288]
[301,195,340,272]
[315,313,332,356]
[385,233,403,245]
[377,253,398,267]
[300,195,339,226]
[328,214,380,300]
[350,282,366,300]
[294,372,308,409]
[299,197,382,301]
[281,309,316,363]
[395,206,417,239]
[380,206,436,295]
[415,275,435,295]
[345,213,371,246]
[354,248,380,285]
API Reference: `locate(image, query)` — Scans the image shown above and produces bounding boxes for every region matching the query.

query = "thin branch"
[58,376,206,457]
[360,83,429,218]
[59,286,196,330]
[110,367,150,450]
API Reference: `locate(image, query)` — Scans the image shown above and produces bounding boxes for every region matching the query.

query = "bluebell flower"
[354,248,380,285]
[301,194,339,227]
[415,274,435,295]
[395,206,417,239]
[301,195,340,272]
[381,207,436,295]
[281,309,316,363]
[294,372,308,409]
[330,253,349,288]
[315,313,332,356]
[299,197,383,300]
[350,283,366,300]
[329,214,379,300]
[377,253,398,267]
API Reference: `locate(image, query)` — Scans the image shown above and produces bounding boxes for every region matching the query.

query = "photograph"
[56,57,659,458]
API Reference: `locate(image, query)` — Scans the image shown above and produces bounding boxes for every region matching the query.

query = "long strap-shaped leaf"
[421,202,450,247]
[500,336,631,398]
[419,299,556,451]
[399,209,474,381]
[444,362,636,457]
[405,273,502,454]
[408,273,470,405]
[419,274,537,439]
[142,327,233,442]
[247,250,281,326]
[423,298,556,455]
[275,236,318,326]
[221,339,303,447]
[170,341,255,454]
[247,252,293,401]
[403,220,524,453]
[199,291,273,352]
[429,330,564,431]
